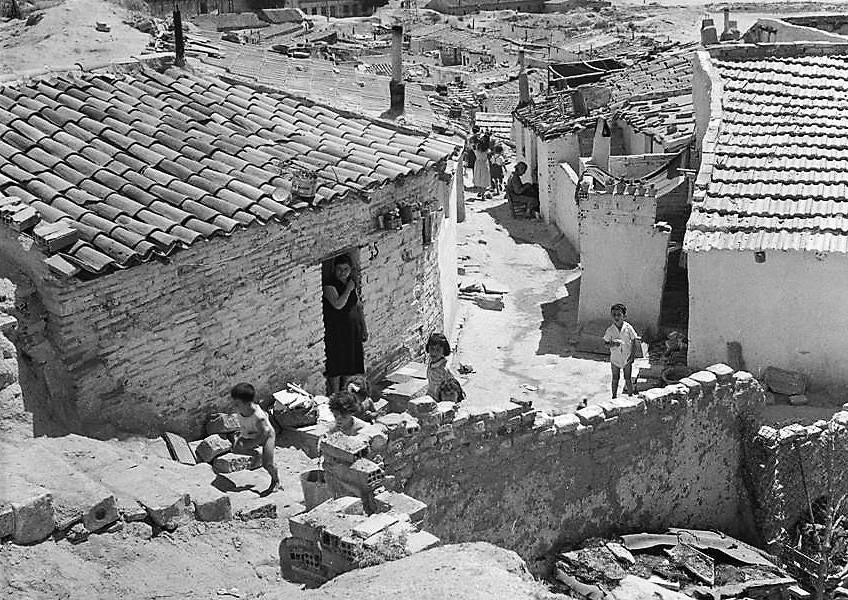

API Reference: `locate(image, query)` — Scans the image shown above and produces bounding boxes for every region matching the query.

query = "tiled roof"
[201,42,443,131]
[0,64,458,277]
[604,46,695,103]
[616,91,694,152]
[513,90,596,140]
[685,43,848,254]
[475,112,512,144]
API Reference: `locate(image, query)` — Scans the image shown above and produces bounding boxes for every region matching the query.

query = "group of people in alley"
[465,126,541,219]
[226,136,641,495]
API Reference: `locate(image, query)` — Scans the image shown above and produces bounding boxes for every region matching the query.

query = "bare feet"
[260,480,281,497]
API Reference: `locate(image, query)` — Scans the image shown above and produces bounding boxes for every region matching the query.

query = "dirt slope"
[0,0,149,75]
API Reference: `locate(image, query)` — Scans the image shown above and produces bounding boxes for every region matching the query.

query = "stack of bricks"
[282,494,438,583]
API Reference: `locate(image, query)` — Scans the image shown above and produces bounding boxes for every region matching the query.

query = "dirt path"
[452,184,625,417]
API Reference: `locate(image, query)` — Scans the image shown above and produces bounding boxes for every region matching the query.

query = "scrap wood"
[690,577,796,599]
[671,528,777,568]
[666,543,715,586]
[622,533,679,551]
[554,567,605,600]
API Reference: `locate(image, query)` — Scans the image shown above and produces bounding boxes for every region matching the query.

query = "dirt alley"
[451,180,641,417]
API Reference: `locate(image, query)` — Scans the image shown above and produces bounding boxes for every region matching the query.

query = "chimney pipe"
[173,8,185,68]
[722,7,731,35]
[389,25,405,115]
[518,48,530,107]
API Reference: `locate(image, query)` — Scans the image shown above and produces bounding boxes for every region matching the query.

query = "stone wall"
[0,168,456,439]
[608,153,678,180]
[362,365,765,573]
[745,410,848,552]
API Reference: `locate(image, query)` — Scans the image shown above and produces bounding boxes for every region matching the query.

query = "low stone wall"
[339,364,766,573]
[745,410,848,552]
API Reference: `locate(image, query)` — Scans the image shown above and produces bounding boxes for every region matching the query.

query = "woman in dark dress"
[322,255,367,394]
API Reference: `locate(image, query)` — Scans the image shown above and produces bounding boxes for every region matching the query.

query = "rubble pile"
[783,500,848,598]
[124,14,223,59]
[554,529,801,599]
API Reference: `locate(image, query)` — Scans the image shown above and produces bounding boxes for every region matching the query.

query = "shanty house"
[685,42,848,387]
[0,62,460,439]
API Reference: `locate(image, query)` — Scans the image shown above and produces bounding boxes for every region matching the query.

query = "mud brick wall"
[0,169,453,439]
[373,365,765,573]
[745,411,848,551]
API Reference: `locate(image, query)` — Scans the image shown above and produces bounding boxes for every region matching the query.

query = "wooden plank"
[161,432,196,465]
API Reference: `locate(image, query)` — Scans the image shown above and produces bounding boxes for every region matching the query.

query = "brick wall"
[745,411,848,552]
[374,366,765,573]
[0,168,456,439]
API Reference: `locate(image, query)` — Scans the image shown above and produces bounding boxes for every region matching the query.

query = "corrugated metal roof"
[684,44,848,254]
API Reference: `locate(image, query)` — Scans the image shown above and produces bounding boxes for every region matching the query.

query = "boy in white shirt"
[602,303,639,398]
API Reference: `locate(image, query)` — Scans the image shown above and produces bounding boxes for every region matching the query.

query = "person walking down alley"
[231,383,280,496]
[603,303,639,398]
[322,255,367,394]
[465,125,480,175]
[472,131,492,196]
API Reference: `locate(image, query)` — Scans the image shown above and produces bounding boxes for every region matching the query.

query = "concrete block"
[688,370,717,393]
[678,377,701,399]
[212,450,261,474]
[595,400,620,417]
[207,413,240,435]
[833,411,848,426]
[162,432,196,465]
[12,493,55,544]
[575,405,604,426]
[407,396,437,416]
[405,530,440,554]
[553,414,580,433]
[534,412,554,428]
[435,401,455,423]
[194,492,232,522]
[706,363,734,383]
[614,396,645,413]
[195,434,233,463]
[321,433,369,463]
[83,495,119,532]
[351,512,400,539]
[401,414,420,436]
[236,501,276,520]
[142,493,193,530]
[289,513,323,542]
[373,491,427,524]
[0,503,15,539]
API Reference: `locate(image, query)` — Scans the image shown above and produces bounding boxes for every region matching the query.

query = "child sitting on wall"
[437,377,465,405]
[426,332,458,399]
[346,375,379,423]
[231,383,280,496]
[602,303,639,398]
[328,390,368,436]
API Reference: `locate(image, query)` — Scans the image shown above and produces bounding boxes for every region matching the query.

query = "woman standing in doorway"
[322,255,367,394]
[472,131,492,195]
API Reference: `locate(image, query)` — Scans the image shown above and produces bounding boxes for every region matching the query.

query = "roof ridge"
[0,54,174,88]
[708,41,848,60]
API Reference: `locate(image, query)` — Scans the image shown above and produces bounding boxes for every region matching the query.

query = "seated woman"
[506,162,540,219]
[328,390,368,436]
[346,375,379,423]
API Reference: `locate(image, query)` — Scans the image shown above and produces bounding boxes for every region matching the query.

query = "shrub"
[352,530,410,568]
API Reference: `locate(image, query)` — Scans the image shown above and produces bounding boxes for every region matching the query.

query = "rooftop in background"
[685,42,848,254]
[0,63,457,278]
[474,113,512,145]
[616,91,694,153]
[200,42,444,133]
[513,90,596,140]
[602,43,695,102]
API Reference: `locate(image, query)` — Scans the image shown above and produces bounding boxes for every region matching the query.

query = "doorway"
[321,248,365,395]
